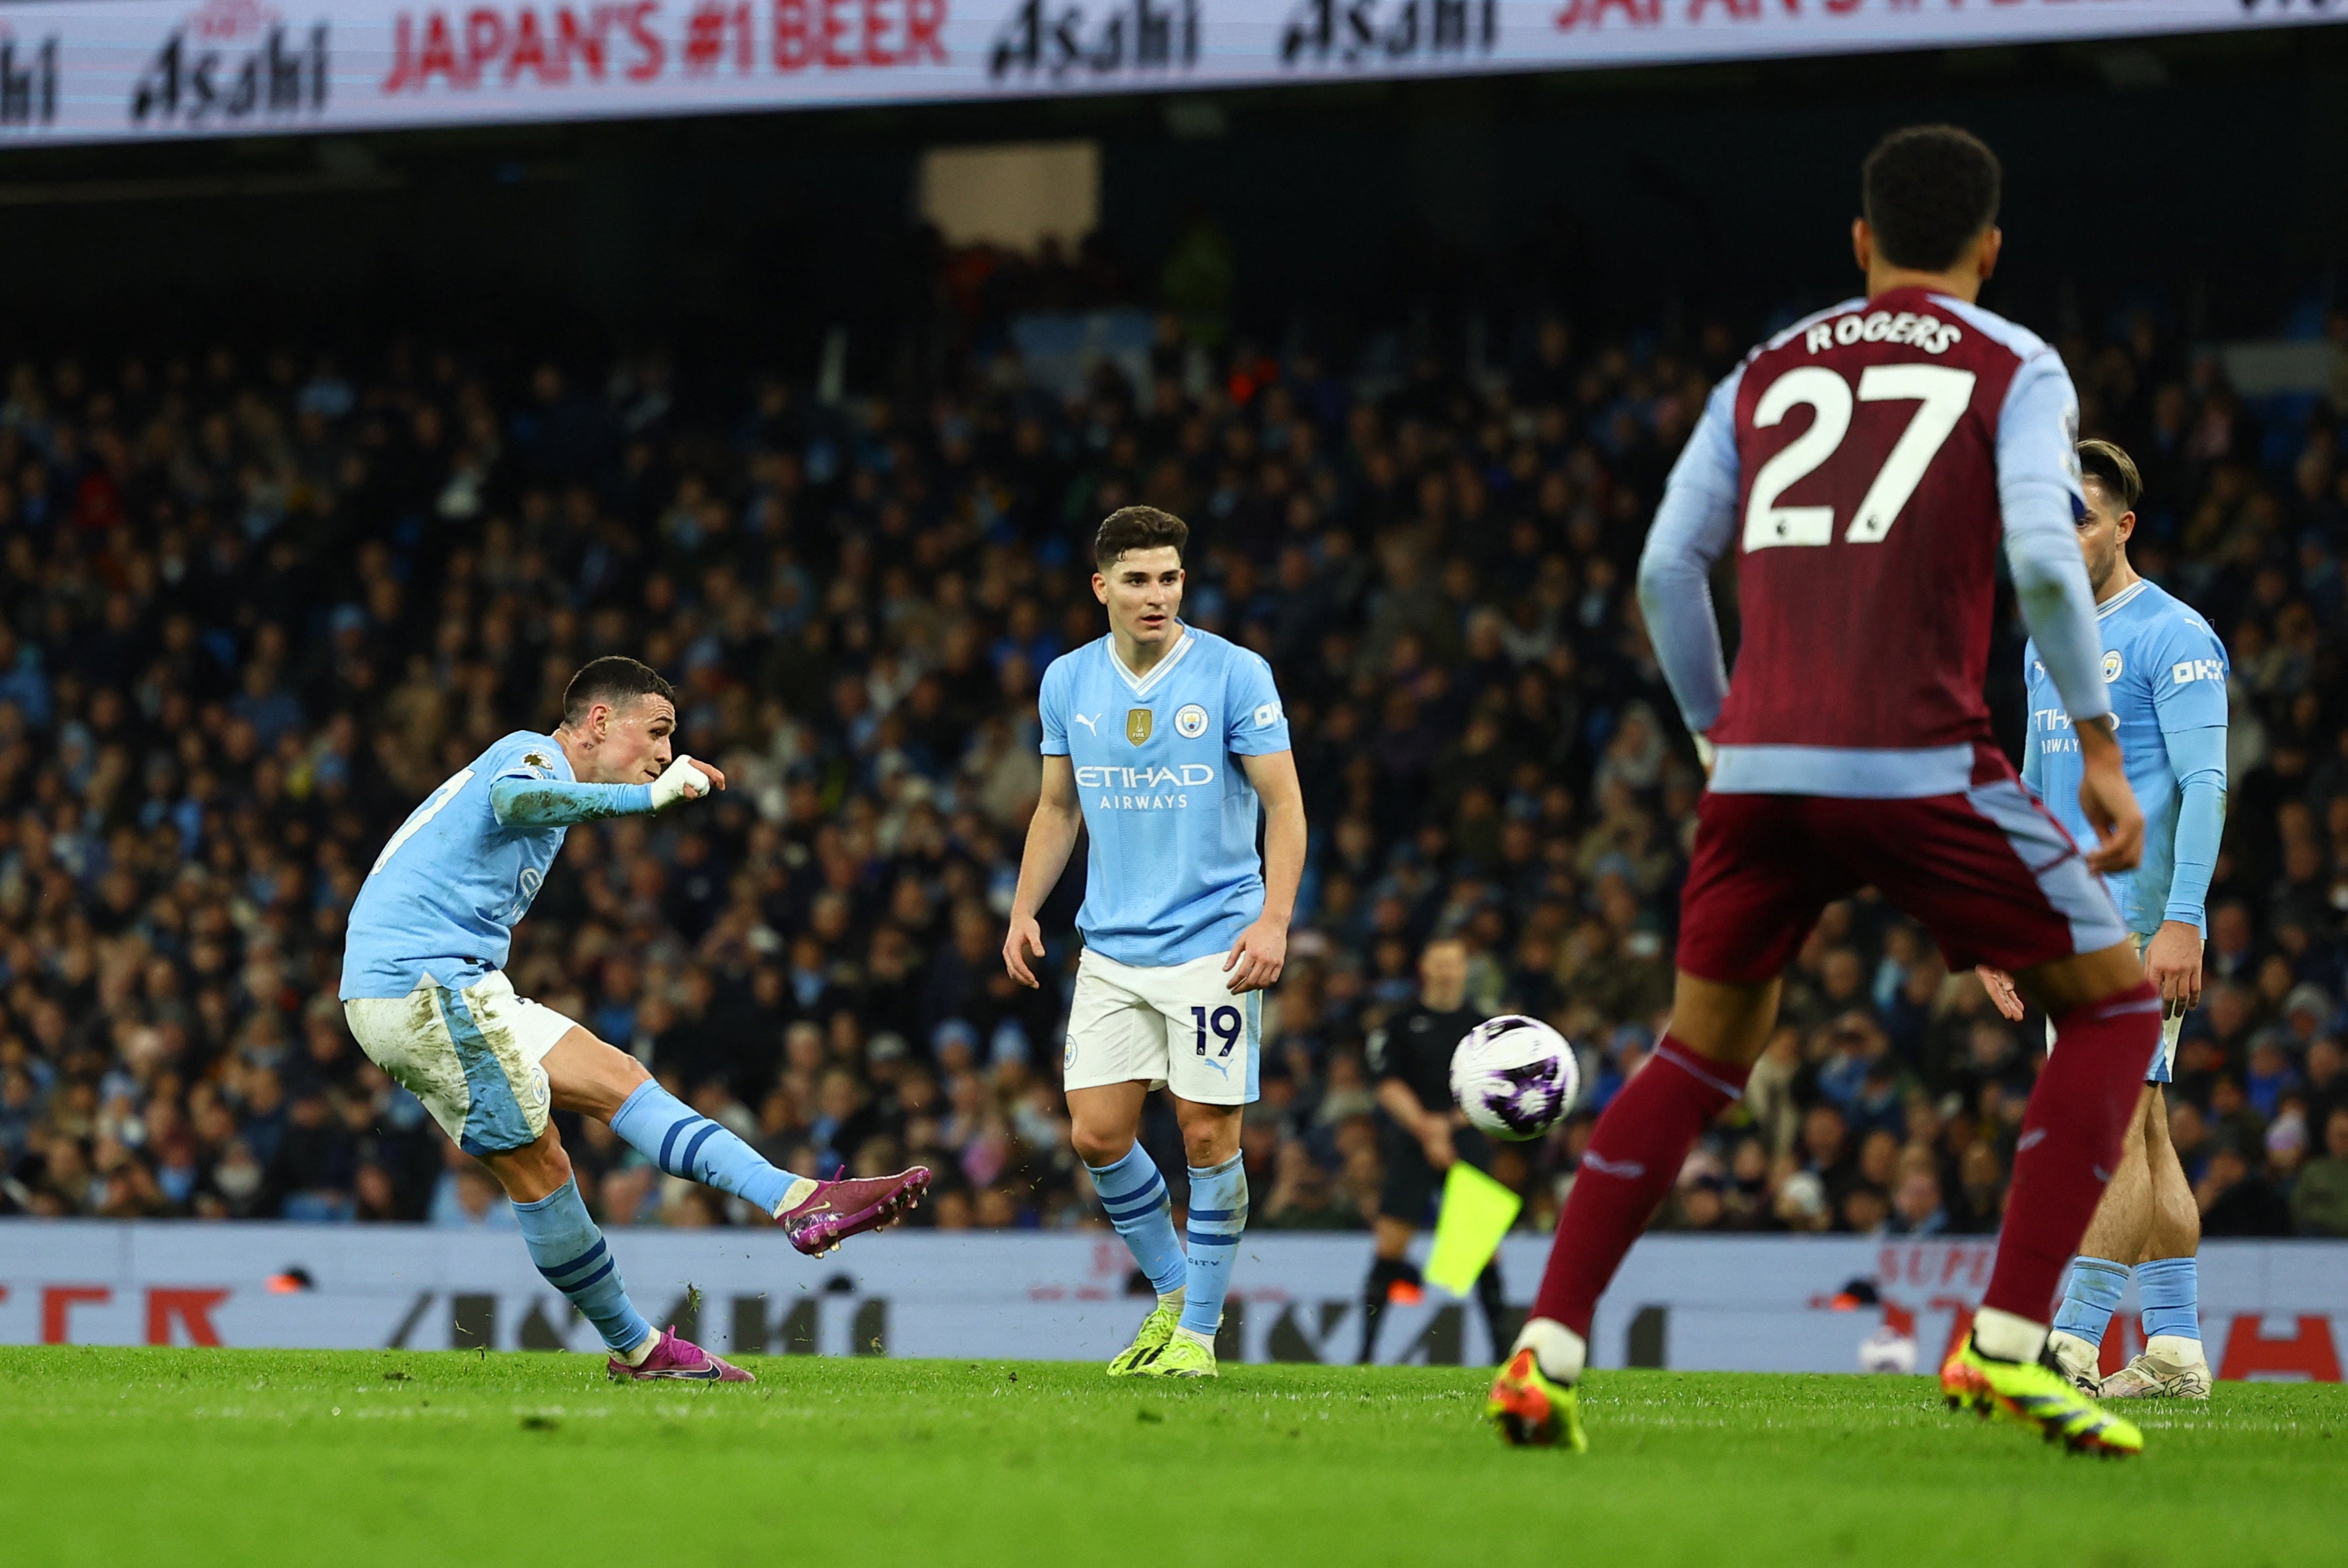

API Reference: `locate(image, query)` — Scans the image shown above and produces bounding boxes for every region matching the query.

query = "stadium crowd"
[3,297,2347,1244]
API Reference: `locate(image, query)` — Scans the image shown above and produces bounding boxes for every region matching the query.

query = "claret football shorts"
[1676,765,2129,985]
[344,971,579,1156]
[1062,948,1262,1107]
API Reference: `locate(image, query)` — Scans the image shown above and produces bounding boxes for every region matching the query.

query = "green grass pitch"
[5,1350,2343,1567]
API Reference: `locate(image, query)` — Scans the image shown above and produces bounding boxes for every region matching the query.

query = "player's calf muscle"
[483,1128,572,1204]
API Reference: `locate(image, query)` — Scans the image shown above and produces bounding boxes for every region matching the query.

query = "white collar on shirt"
[2097,579,2151,620]
[1108,626,1194,696]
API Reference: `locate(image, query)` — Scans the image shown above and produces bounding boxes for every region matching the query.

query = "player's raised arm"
[1996,355,2141,872]
[1636,368,1743,750]
[1005,753,1080,989]
[488,754,721,827]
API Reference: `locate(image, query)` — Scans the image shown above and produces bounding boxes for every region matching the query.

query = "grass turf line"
[4,1349,2342,1567]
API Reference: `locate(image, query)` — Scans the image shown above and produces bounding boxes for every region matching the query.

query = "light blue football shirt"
[2024,578,2228,936]
[1039,626,1291,967]
[340,731,575,998]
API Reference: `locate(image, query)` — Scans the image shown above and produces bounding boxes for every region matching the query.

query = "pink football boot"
[777,1167,933,1256]
[608,1326,755,1383]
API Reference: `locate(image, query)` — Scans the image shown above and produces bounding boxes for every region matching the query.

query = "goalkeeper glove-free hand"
[649,755,714,810]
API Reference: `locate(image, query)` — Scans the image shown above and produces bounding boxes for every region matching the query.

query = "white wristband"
[649,755,713,810]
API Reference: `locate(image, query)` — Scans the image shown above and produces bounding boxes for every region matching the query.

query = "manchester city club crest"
[1175,703,1208,738]
[1126,708,1153,745]
[2103,651,2124,683]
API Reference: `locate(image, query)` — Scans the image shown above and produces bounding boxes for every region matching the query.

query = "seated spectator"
[1258,1142,1363,1230]
[1885,1165,1948,1237]
[429,1158,518,1230]
[1950,1142,2007,1235]
[2292,1107,2348,1237]
[2197,1142,2293,1237]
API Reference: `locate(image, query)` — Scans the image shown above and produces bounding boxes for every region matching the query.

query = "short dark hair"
[2077,439,2142,513]
[1093,506,1189,570]
[562,656,674,725]
[1861,125,2002,273]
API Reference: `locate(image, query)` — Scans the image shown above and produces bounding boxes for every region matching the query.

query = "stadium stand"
[1,294,2344,1241]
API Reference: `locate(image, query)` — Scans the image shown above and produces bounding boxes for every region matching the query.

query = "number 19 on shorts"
[1192,1005,1241,1057]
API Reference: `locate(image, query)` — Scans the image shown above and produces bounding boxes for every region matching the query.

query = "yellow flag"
[1423,1163,1522,1297]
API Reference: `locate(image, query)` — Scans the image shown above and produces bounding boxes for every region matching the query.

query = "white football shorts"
[344,971,579,1156]
[2043,931,2182,1085]
[1063,948,1262,1106]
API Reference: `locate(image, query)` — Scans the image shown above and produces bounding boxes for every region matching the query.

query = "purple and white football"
[1449,1014,1580,1142]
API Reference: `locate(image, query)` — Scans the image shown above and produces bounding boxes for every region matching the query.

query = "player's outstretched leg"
[608,1078,928,1255]
[1087,1142,1190,1375]
[1493,1030,1752,1448]
[1940,979,2159,1456]
[510,1172,750,1382]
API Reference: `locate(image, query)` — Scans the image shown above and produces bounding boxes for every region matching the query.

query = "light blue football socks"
[610,1080,804,1216]
[1180,1153,1249,1341]
[2052,1256,2131,1346]
[1088,1142,1189,1299]
[2136,1257,2201,1343]
[513,1177,653,1356]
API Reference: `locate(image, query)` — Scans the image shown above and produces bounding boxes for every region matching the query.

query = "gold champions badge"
[1126,709,1153,745]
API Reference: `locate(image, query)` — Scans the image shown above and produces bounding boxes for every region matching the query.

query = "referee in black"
[1358,936,1511,1362]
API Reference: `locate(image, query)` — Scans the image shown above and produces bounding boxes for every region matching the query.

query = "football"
[1858,1326,1919,1375]
[1449,1015,1580,1142]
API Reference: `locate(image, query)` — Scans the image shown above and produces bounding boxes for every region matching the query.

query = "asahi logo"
[0,29,59,130]
[131,0,330,127]
[989,0,1200,79]
[1280,0,1495,66]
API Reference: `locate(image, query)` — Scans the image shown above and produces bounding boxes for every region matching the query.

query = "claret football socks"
[1976,984,2161,1331]
[1526,1036,1751,1341]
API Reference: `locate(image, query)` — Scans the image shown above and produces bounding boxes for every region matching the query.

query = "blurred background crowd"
[3,288,2347,1245]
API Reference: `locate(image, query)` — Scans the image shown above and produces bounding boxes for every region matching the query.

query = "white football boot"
[2045,1328,2103,1393]
[2099,1334,2212,1400]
